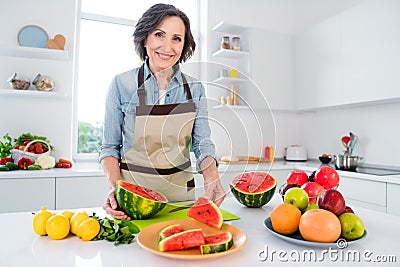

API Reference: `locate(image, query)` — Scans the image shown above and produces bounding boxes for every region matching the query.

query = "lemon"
[46,214,70,240]
[32,206,54,236]
[70,211,89,236]
[78,217,101,241]
[61,210,74,221]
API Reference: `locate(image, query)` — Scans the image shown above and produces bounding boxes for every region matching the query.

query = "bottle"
[232,36,241,51]
[221,36,230,49]
[231,85,240,106]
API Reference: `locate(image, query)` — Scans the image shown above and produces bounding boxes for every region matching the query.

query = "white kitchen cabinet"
[387,183,400,216]
[341,0,400,104]
[338,175,387,213]
[295,14,342,110]
[55,176,108,210]
[0,177,55,213]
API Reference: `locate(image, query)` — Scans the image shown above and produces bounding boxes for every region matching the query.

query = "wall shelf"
[0,46,68,60]
[0,89,67,99]
[212,104,251,110]
[212,21,248,34]
[212,77,248,85]
[212,48,249,58]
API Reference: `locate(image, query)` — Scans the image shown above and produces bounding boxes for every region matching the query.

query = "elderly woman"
[99,3,225,220]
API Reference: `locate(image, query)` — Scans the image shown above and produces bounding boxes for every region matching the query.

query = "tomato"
[55,163,63,168]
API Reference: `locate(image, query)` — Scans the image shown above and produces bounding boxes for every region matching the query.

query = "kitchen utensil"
[349,132,358,155]
[341,136,351,152]
[285,145,307,161]
[333,154,363,171]
[168,203,194,213]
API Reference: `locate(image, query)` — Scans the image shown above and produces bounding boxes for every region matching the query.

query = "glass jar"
[221,36,230,49]
[7,72,30,90]
[232,36,241,51]
[32,74,55,92]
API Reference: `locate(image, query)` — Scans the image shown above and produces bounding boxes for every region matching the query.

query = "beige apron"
[120,64,196,201]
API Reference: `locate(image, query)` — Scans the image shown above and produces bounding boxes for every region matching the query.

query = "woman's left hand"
[201,157,226,206]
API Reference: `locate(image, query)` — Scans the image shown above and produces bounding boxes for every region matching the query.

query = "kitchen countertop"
[1,159,400,185]
[1,193,399,267]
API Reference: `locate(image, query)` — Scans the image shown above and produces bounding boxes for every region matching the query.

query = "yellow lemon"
[70,211,89,236]
[61,210,74,221]
[32,206,54,236]
[46,214,70,240]
[78,217,100,241]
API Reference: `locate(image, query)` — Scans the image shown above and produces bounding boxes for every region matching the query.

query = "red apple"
[279,183,299,200]
[318,189,346,215]
[286,170,309,186]
[314,166,340,189]
[344,206,355,214]
[301,182,325,204]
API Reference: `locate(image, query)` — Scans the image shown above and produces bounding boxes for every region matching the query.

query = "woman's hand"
[103,187,131,220]
[201,157,226,206]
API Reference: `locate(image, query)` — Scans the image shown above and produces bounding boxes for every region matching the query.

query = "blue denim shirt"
[99,62,217,173]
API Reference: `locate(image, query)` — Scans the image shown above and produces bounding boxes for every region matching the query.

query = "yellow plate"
[137,219,247,260]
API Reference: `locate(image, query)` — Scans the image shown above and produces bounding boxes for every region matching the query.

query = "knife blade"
[168,203,194,213]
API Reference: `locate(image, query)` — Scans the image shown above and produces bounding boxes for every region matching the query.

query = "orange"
[299,209,341,243]
[270,203,301,235]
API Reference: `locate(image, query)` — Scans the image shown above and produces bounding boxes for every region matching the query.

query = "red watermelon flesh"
[231,171,275,193]
[187,197,223,229]
[119,180,167,202]
[158,224,185,241]
[159,229,205,252]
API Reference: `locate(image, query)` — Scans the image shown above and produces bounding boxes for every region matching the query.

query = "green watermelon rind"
[200,232,233,255]
[116,180,167,220]
[158,223,184,242]
[230,172,277,208]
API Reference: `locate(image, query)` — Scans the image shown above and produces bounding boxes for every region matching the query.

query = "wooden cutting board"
[220,156,269,164]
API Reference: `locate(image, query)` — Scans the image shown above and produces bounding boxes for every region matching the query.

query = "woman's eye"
[155,32,164,38]
[174,36,182,42]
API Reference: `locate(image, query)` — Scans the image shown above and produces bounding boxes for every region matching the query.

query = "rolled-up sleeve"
[190,82,219,173]
[99,76,123,162]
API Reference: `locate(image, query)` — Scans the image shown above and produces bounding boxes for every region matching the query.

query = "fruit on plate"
[338,213,365,241]
[200,232,233,255]
[284,187,309,210]
[304,204,319,212]
[314,166,340,189]
[301,182,325,205]
[318,189,346,215]
[270,203,301,235]
[286,170,309,187]
[230,171,277,208]
[116,180,167,219]
[158,223,184,241]
[32,206,54,236]
[159,229,205,251]
[299,209,341,243]
[46,214,70,240]
[187,197,223,229]
[344,206,355,214]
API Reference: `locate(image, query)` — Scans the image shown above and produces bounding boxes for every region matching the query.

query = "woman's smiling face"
[145,16,185,74]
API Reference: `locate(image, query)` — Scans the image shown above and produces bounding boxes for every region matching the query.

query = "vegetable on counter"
[92,215,139,246]
[28,164,42,171]
[0,157,14,165]
[34,155,56,170]
[0,133,13,158]
[14,132,54,151]
[55,158,73,169]
[18,157,33,170]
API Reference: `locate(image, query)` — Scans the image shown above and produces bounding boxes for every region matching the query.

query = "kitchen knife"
[168,203,194,213]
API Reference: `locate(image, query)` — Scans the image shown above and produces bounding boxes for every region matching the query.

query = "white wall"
[0,0,76,159]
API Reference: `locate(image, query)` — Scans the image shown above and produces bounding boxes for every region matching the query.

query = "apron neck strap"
[137,63,193,106]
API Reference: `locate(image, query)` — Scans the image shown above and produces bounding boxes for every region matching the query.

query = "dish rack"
[10,139,52,163]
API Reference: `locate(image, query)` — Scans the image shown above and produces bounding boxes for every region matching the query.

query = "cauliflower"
[35,155,56,169]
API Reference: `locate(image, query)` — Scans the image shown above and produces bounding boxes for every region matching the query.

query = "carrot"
[58,158,73,165]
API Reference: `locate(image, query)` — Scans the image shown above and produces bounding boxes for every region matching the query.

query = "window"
[74,0,200,158]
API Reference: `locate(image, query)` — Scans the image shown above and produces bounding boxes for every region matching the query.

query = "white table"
[1,193,399,267]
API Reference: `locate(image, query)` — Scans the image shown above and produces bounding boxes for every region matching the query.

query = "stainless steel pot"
[333,154,363,171]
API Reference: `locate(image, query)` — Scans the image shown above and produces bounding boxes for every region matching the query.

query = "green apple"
[284,187,309,210]
[304,204,319,213]
[339,213,365,240]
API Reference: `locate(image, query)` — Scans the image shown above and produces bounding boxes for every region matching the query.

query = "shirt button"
[166,93,170,97]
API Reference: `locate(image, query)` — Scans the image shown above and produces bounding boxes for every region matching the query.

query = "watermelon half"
[230,172,276,208]
[187,197,223,229]
[159,229,205,252]
[158,223,184,241]
[116,180,168,219]
[200,232,233,254]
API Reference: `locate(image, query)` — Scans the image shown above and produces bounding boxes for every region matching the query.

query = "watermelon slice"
[158,229,205,252]
[187,197,223,229]
[116,180,168,219]
[158,223,184,241]
[200,232,233,254]
[230,172,276,208]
